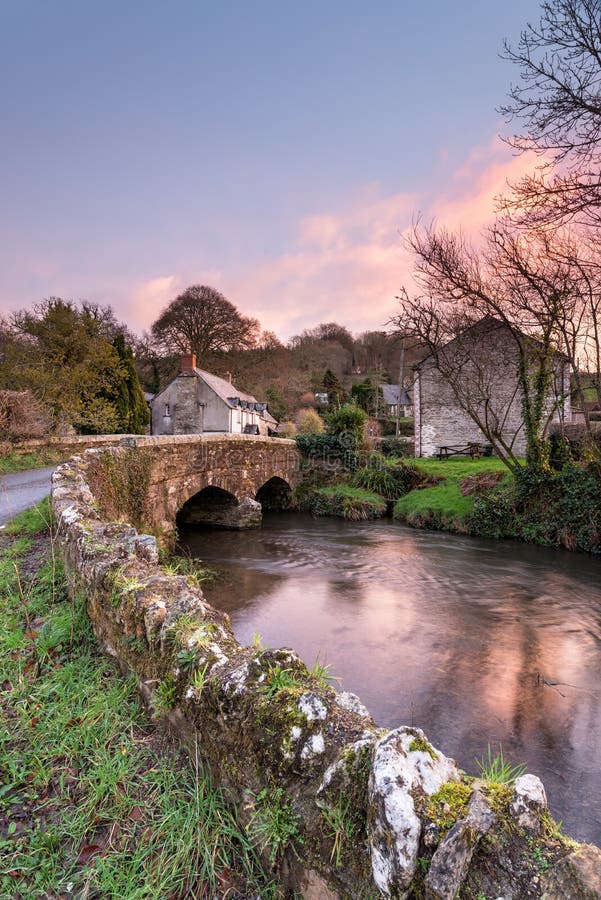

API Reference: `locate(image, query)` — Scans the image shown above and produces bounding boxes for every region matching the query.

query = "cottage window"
[164,404,170,416]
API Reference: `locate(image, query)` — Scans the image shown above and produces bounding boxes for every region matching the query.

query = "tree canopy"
[150,285,260,361]
[0,299,147,435]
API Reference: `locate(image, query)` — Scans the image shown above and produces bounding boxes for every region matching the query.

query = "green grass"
[0,507,276,898]
[247,786,302,867]
[476,745,527,785]
[393,457,511,529]
[3,497,53,535]
[0,448,67,475]
[410,456,510,481]
[312,485,387,520]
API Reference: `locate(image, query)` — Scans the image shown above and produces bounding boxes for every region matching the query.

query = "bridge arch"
[177,485,241,529]
[133,434,300,539]
[255,476,292,510]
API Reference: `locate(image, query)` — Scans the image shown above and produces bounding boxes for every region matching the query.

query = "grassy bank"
[393,457,510,531]
[295,454,513,529]
[0,500,275,899]
[303,484,387,520]
[0,448,68,475]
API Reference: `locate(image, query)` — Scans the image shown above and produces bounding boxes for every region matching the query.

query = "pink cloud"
[222,137,545,339]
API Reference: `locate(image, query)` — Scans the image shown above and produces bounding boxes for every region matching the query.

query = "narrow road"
[0,466,56,526]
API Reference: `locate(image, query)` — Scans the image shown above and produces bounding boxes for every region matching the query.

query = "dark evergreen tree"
[322,368,345,405]
[112,334,150,434]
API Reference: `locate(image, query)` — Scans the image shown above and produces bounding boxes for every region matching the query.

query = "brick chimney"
[180,354,197,373]
[224,371,232,384]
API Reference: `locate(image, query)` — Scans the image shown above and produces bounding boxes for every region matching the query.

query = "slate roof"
[192,367,258,409]
[414,315,570,369]
[382,383,412,406]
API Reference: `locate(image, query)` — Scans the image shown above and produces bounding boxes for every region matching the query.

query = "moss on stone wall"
[86,448,153,530]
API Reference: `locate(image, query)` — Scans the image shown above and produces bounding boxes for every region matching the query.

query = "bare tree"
[150,285,259,360]
[394,220,577,468]
[500,0,601,227]
[290,322,355,353]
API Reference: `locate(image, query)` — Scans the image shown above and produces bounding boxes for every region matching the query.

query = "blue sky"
[0,0,543,339]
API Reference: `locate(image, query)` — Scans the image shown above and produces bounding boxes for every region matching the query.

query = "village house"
[150,354,277,436]
[413,317,571,457]
[381,383,413,418]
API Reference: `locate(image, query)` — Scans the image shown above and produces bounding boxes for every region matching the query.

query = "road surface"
[0,466,56,526]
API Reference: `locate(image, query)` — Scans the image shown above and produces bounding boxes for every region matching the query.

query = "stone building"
[381,383,413,418]
[414,317,571,457]
[150,355,277,436]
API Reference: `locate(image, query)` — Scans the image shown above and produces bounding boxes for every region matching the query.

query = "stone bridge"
[120,434,301,537]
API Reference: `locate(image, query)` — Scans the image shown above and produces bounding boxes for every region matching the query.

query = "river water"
[179,513,601,844]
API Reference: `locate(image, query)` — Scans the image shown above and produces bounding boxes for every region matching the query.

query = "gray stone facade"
[414,319,571,458]
[151,355,274,437]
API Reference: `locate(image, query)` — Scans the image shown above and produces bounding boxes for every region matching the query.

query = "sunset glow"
[0,1,543,337]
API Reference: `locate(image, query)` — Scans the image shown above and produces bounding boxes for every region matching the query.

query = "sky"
[0,0,544,340]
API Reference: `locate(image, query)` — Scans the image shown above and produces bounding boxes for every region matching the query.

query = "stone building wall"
[415,322,570,458]
[151,372,270,437]
[151,373,230,435]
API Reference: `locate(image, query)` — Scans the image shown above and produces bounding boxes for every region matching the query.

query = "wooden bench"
[437,443,485,460]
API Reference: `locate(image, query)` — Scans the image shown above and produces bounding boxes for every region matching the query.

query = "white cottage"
[151,354,276,436]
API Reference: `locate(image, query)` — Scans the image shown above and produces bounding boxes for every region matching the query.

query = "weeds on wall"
[247,786,303,868]
[86,448,153,530]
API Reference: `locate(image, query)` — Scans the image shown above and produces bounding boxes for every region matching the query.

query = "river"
[179,512,601,844]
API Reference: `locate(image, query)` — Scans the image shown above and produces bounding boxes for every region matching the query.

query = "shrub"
[379,438,412,458]
[278,420,297,437]
[324,403,367,441]
[301,485,386,520]
[0,390,50,441]
[469,487,516,539]
[469,461,601,552]
[296,408,325,434]
[551,424,601,462]
[350,458,422,500]
[295,433,359,470]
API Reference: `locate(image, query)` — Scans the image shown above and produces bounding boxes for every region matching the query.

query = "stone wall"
[0,433,144,459]
[50,444,601,898]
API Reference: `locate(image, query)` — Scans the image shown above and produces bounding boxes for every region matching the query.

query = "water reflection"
[179,513,601,843]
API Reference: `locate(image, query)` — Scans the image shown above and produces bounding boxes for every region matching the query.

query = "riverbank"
[296,455,509,527]
[393,457,509,530]
[296,452,601,554]
[0,500,275,898]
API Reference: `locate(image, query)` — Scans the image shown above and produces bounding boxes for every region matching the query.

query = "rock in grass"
[510,773,547,833]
